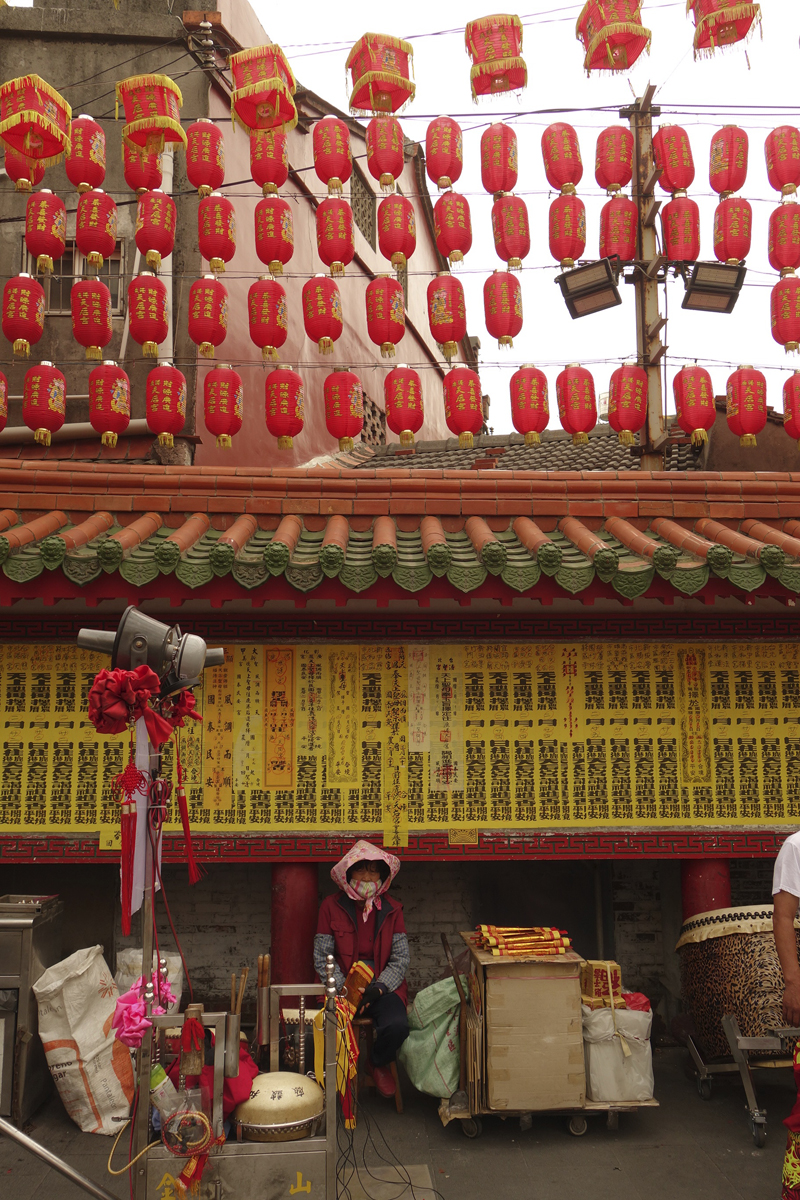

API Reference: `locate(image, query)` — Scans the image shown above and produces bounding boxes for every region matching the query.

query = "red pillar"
[270,863,319,984]
[681,859,732,922]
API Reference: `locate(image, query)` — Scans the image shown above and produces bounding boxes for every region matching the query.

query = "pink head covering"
[331,839,400,921]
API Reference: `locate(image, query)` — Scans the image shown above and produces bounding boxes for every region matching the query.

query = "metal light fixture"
[556,258,622,319]
[77,605,224,694]
[681,261,746,314]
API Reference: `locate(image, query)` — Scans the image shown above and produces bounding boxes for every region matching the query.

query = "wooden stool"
[353,1017,403,1114]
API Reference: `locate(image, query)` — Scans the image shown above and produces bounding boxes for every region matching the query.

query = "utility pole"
[620,85,667,472]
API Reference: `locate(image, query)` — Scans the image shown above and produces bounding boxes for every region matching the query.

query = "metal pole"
[623,84,666,471]
[0,1116,121,1200]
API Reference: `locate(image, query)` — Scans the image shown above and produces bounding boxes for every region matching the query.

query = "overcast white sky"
[254,1,800,435]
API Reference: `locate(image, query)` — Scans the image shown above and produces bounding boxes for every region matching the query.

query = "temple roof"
[0,457,799,606]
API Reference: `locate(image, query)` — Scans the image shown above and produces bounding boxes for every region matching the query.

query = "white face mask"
[353,878,378,900]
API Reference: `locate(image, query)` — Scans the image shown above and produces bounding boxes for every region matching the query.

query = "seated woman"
[314,840,409,1098]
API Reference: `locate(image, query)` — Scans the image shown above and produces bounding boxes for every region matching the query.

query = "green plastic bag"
[397,976,466,1099]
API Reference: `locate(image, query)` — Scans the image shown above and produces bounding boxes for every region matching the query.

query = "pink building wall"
[193,7,457,468]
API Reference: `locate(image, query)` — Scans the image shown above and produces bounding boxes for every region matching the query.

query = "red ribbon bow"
[181,1016,205,1054]
[87,665,174,747]
[168,689,203,728]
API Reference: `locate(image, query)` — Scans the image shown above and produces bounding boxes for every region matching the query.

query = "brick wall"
[611,861,668,1003]
[730,858,774,907]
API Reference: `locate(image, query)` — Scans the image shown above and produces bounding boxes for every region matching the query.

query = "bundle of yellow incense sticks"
[487,943,568,957]
[474,924,571,956]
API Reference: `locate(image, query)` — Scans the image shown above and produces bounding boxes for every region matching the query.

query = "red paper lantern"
[385,364,423,445]
[186,119,224,198]
[366,117,404,192]
[771,273,800,354]
[510,364,549,446]
[595,126,634,193]
[599,194,637,261]
[766,127,800,198]
[3,146,44,193]
[347,34,415,114]
[127,273,169,358]
[146,363,186,446]
[484,270,522,349]
[324,369,364,451]
[25,190,66,275]
[713,196,751,264]
[65,115,105,193]
[556,363,597,445]
[652,126,695,194]
[316,197,355,277]
[427,273,466,362]
[250,129,288,195]
[89,361,130,446]
[542,123,583,191]
[71,278,112,361]
[688,0,761,59]
[23,361,66,445]
[784,372,800,448]
[769,204,800,274]
[726,364,766,446]
[0,371,7,434]
[265,366,304,449]
[188,276,228,359]
[2,273,45,357]
[0,75,71,166]
[135,189,176,271]
[576,0,650,73]
[255,195,294,276]
[313,117,352,195]
[204,365,243,449]
[426,117,463,191]
[673,364,715,446]
[302,274,343,354]
[443,366,483,448]
[465,15,526,100]
[378,193,416,269]
[115,74,186,154]
[491,193,530,270]
[607,363,647,446]
[709,125,748,196]
[199,192,236,273]
[123,143,161,194]
[481,123,518,197]
[248,277,288,362]
[366,275,405,358]
[229,45,297,132]
[661,193,700,261]
[76,189,117,268]
[433,191,472,265]
[549,190,586,268]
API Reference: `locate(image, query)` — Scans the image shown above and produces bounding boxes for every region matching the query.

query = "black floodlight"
[681,261,746,314]
[556,258,622,319]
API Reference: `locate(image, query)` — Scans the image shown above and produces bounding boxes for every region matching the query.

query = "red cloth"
[786,1042,800,1133]
[87,665,174,746]
[317,892,407,1006]
[356,909,377,961]
[621,992,651,1013]
[167,1042,259,1120]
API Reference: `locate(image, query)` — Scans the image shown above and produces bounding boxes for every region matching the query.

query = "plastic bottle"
[150,1063,179,1116]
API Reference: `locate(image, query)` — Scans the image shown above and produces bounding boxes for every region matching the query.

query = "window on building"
[23,240,125,315]
[351,167,376,250]
[361,392,386,447]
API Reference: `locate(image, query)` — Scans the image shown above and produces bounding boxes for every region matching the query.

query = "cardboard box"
[581,994,627,1011]
[461,937,586,1112]
[581,959,622,1000]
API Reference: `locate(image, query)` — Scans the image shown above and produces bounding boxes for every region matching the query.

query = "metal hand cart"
[688,1015,800,1147]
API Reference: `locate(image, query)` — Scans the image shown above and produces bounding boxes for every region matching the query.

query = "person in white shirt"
[772,830,800,1027]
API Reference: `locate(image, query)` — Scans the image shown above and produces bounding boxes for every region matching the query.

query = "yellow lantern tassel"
[34,428,51,446]
[449,250,463,264]
[524,430,540,446]
[263,182,278,196]
[318,337,333,355]
[391,252,407,270]
[216,434,232,449]
[617,429,635,447]
[459,431,474,449]
[399,430,415,447]
[330,262,345,278]
[101,432,118,447]
[86,345,102,361]
[88,251,104,268]
[262,346,278,362]
[572,432,589,446]
[499,335,513,348]
[146,250,162,270]
[14,178,32,194]
[739,433,757,448]
[13,339,30,358]
[380,343,396,359]
[277,435,293,450]
[338,437,354,452]
[269,260,283,277]
[157,432,174,447]
[690,428,708,447]
[199,343,215,358]
[37,255,53,275]
[210,257,225,273]
[327,178,343,195]
[143,342,159,358]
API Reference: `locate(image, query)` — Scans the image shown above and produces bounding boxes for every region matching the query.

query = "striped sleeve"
[377,932,409,993]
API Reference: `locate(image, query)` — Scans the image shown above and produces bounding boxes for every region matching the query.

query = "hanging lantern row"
[673,362,768,448]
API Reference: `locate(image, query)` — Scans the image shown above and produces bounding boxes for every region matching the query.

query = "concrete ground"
[1,1048,794,1200]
